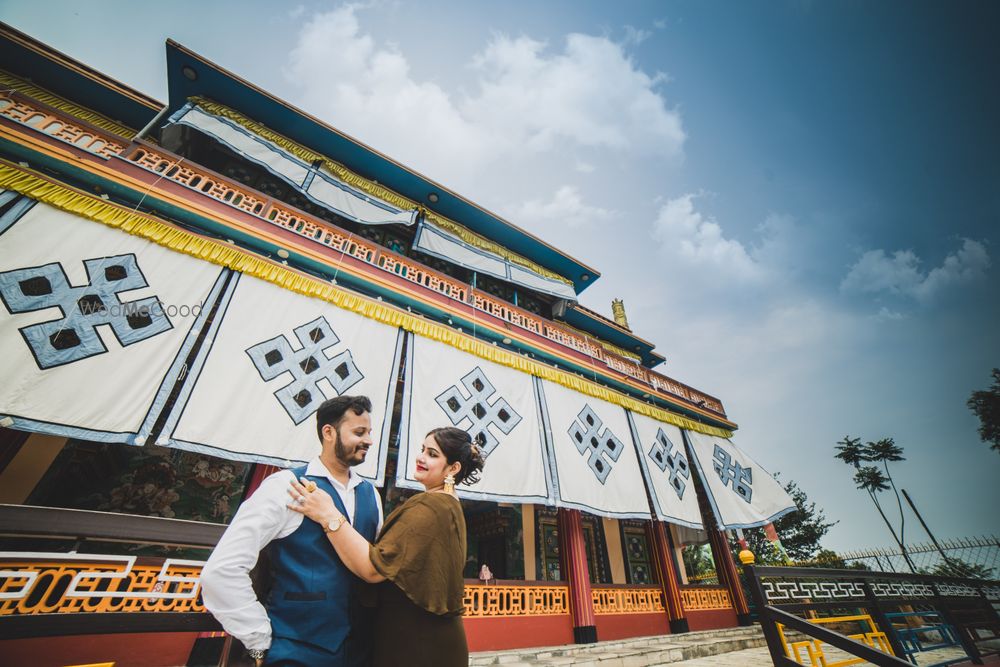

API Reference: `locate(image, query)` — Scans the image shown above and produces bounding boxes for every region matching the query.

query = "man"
[201,395,383,666]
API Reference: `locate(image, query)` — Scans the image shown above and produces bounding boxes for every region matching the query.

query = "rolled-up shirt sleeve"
[200,470,293,650]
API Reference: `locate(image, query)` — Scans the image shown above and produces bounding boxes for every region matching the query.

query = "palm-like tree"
[835,437,916,572]
[835,436,868,468]
[864,437,916,571]
[853,465,890,493]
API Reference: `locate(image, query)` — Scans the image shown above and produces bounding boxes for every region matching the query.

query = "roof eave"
[163,39,600,294]
[0,22,162,131]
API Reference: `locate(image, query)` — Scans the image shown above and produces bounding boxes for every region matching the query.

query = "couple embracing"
[201,395,485,666]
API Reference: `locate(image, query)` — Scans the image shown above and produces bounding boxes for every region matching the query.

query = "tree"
[865,438,908,546]
[834,436,867,468]
[835,436,917,572]
[929,558,994,581]
[744,479,837,564]
[682,543,717,580]
[968,368,1000,454]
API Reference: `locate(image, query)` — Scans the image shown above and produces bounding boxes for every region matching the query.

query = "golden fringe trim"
[189,96,572,286]
[0,70,137,139]
[0,164,732,438]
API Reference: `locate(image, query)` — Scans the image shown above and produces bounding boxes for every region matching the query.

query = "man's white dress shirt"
[200,458,384,650]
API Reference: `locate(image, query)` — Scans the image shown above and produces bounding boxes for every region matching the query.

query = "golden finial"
[611,299,630,330]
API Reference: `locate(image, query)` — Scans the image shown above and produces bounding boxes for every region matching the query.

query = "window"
[535,507,612,583]
[620,521,658,585]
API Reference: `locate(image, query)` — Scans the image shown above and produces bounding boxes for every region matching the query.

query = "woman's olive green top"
[368,492,467,616]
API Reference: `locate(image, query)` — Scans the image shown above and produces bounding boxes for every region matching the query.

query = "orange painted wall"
[595,612,670,641]
[685,607,739,631]
[0,632,198,667]
[464,614,574,652]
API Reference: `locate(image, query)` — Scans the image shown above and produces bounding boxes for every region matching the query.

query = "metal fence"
[743,562,1000,666]
[838,536,999,577]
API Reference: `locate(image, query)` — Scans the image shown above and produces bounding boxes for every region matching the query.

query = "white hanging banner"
[169,103,417,227]
[626,411,703,528]
[159,273,403,482]
[537,378,650,519]
[412,221,578,301]
[0,195,226,444]
[684,430,795,529]
[396,334,553,504]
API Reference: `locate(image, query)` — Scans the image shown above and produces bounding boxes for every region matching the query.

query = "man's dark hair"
[316,395,372,441]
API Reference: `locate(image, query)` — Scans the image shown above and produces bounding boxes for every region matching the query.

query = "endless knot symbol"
[435,367,522,457]
[712,444,753,503]
[567,405,624,484]
[0,255,172,369]
[649,428,689,500]
[246,317,363,425]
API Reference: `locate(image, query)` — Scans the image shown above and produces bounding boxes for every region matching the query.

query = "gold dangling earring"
[444,473,456,494]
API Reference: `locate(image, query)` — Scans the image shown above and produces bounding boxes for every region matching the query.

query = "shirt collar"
[306,457,364,491]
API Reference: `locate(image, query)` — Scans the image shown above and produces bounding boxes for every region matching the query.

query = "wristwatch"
[324,515,347,533]
[247,648,266,662]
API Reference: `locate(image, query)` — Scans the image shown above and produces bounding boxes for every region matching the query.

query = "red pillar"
[647,520,689,633]
[243,463,281,500]
[707,526,751,625]
[557,508,597,643]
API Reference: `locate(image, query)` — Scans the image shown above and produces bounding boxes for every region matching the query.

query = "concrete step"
[470,626,767,666]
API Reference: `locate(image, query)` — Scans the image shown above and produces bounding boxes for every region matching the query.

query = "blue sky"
[3,0,997,554]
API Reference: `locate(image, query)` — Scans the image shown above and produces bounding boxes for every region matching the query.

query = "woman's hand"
[287,477,339,525]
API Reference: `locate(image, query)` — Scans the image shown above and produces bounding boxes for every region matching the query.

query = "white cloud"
[840,239,990,301]
[283,5,684,187]
[285,5,495,182]
[623,25,652,46]
[508,185,615,230]
[574,160,595,173]
[651,193,767,283]
[466,33,682,157]
[873,307,908,322]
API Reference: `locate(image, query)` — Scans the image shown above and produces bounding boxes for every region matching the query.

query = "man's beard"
[334,428,366,466]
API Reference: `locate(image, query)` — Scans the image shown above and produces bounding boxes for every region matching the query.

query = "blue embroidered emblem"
[435,367,522,457]
[712,444,753,503]
[567,405,624,484]
[246,316,363,424]
[0,255,172,369]
[649,428,689,499]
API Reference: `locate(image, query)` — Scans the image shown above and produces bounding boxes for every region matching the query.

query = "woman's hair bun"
[427,427,486,486]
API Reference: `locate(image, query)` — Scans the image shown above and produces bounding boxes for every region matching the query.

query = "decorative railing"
[777,614,894,667]
[743,562,1000,667]
[0,90,127,159]
[1,91,726,417]
[0,505,222,641]
[591,586,665,614]
[0,554,206,616]
[680,586,733,611]
[462,581,571,618]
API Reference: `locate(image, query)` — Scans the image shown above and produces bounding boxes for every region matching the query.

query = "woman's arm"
[287,478,386,583]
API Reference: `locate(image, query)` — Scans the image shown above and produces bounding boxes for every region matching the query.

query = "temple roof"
[0,23,161,133]
[163,39,601,295]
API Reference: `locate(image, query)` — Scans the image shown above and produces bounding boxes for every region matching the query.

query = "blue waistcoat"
[265,466,379,655]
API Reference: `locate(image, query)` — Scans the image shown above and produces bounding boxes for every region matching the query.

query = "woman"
[287,427,484,667]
